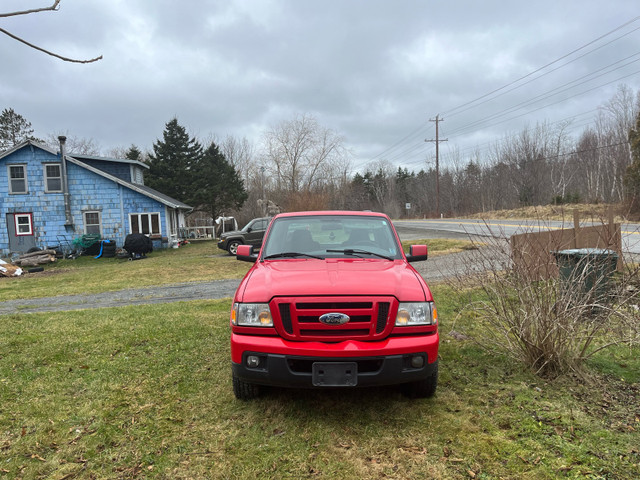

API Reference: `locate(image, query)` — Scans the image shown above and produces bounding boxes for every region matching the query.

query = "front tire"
[401,361,438,398]
[228,240,241,256]
[232,372,261,400]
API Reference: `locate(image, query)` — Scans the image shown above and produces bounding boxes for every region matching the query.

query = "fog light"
[411,355,425,368]
[246,355,260,368]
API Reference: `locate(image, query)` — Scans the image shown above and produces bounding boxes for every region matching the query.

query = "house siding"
[1,144,184,256]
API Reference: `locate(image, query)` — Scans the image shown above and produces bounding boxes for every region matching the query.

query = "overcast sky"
[2,0,639,172]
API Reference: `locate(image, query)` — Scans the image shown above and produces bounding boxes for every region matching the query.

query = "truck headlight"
[232,303,273,327]
[395,302,437,326]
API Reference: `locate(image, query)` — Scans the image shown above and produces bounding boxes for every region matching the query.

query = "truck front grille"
[272,297,396,341]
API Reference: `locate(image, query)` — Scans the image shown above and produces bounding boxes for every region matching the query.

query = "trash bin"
[553,248,618,306]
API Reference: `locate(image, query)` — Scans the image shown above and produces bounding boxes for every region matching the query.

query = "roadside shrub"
[551,192,581,205]
[448,220,640,377]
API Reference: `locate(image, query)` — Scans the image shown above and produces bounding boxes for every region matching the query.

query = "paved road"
[395,218,640,252]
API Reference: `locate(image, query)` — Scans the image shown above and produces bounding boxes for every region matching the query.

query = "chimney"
[58,136,74,227]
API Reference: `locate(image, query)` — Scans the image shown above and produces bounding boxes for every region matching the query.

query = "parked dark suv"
[217,217,270,255]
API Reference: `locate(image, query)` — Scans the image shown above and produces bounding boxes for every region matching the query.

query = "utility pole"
[425,114,448,217]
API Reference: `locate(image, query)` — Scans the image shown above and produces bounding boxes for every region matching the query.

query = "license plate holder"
[312,362,358,387]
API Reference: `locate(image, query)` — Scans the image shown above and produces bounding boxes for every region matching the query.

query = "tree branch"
[0,0,61,18]
[0,27,102,63]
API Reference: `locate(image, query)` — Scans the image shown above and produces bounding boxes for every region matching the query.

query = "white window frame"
[83,210,102,235]
[14,213,34,236]
[8,164,28,194]
[43,163,63,193]
[129,212,161,236]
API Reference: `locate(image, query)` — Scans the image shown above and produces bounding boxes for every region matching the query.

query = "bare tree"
[1,1,102,63]
[220,135,256,187]
[594,85,639,202]
[261,113,350,196]
[45,132,100,155]
[547,120,574,201]
[573,128,602,202]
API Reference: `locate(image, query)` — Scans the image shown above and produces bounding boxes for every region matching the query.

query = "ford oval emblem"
[319,312,350,325]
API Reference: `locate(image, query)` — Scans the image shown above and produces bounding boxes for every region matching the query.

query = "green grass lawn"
[1,290,638,479]
[0,239,474,301]
[0,241,251,301]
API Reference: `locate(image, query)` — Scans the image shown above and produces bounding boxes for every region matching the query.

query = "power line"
[448,67,640,139]
[367,121,433,162]
[361,16,640,174]
[442,16,640,118]
[446,54,640,137]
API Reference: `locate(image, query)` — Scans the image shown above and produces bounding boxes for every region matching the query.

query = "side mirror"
[246,227,253,233]
[236,244,257,263]
[406,244,428,263]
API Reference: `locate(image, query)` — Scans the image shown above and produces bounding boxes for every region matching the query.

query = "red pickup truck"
[230,211,439,399]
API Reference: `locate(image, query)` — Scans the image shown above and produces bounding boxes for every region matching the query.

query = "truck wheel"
[402,361,438,398]
[232,372,261,400]
[228,240,241,256]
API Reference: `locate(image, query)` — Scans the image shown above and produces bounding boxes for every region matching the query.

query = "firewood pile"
[11,249,57,268]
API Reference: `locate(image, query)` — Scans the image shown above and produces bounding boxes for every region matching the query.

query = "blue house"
[0,138,192,256]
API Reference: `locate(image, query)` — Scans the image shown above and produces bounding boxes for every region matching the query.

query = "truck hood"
[236,258,430,302]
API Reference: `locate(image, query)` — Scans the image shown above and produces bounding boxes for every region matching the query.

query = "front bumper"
[231,333,439,388]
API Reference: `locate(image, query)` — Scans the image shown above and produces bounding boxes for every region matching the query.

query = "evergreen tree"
[125,144,142,161]
[190,142,248,220]
[146,118,202,202]
[0,108,35,150]
[395,166,413,208]
[623,110,640,214]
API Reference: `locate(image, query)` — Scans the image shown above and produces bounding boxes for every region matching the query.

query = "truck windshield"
[261,215,402,260]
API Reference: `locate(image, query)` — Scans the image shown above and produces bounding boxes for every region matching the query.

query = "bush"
[551,192,581,205]
[448,220,640,377]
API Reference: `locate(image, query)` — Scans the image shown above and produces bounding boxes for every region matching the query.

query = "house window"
[83,211,102,235]
[44,163,62,192]
[8,165,27,194]
[14,213,33,236]
[130,212,161,236]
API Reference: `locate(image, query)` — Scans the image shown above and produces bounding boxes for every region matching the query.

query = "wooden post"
[573,209,580,249]
[607,206,615,248]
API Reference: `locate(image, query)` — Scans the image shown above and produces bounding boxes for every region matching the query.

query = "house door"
[6,213,37,253]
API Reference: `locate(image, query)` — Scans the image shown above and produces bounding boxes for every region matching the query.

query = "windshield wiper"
[326,249,393,260]
[263,252,323,260]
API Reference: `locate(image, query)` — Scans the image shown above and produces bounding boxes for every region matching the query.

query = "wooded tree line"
[3,84,640,224]
[232,84,640,220]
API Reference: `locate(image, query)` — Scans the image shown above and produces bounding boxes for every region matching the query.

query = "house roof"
[1,140,191,211]
[67,156,192,210]
[71,153,149,170]
[0,139,59,160]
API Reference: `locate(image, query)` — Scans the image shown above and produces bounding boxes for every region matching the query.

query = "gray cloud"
[2,0,639,171]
